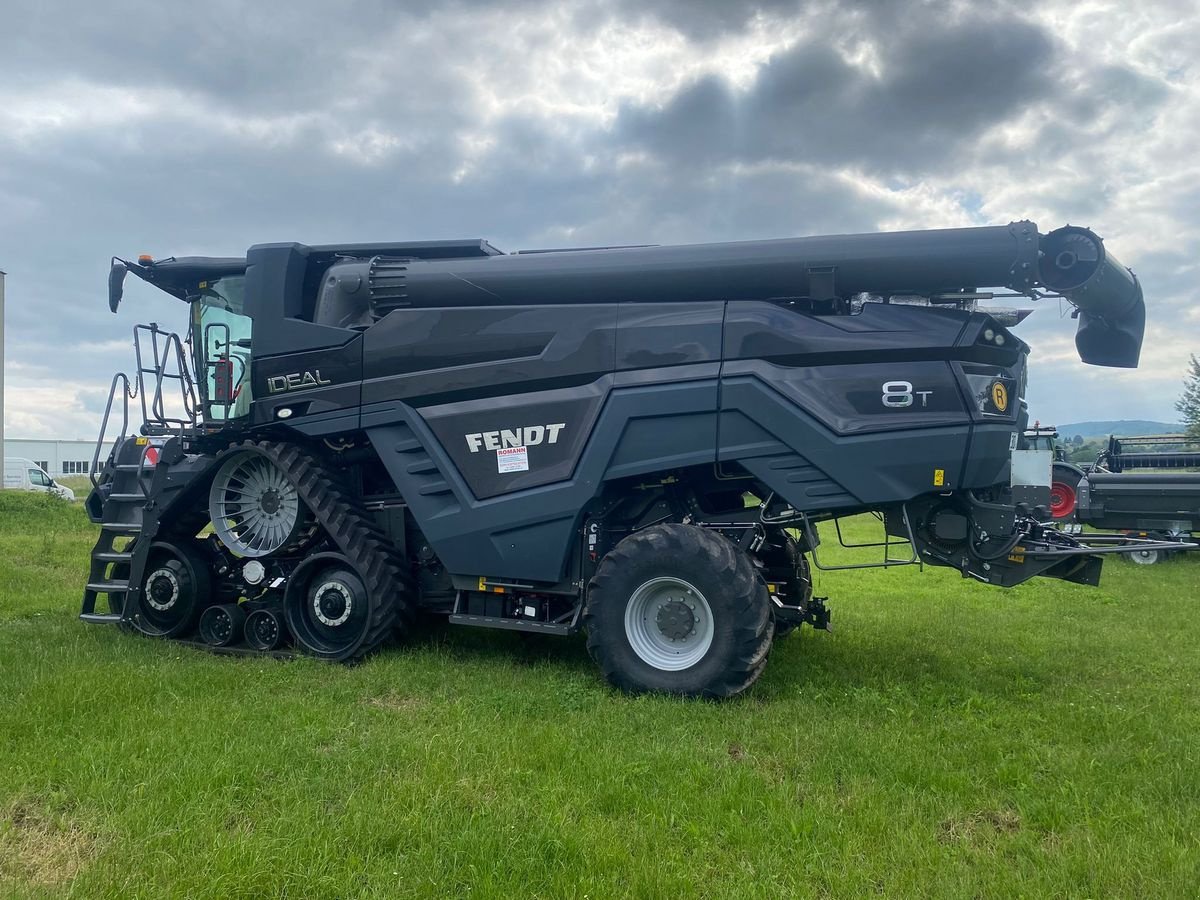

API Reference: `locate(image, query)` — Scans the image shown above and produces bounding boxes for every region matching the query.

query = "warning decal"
[497,446,529,473]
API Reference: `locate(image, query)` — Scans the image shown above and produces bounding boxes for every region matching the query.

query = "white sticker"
[496,446,529,473]
[1009,431,1019,451]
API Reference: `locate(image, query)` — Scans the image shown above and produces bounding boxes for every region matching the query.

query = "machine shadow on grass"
[395,606,1025,703]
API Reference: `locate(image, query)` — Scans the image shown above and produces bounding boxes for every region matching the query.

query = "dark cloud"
[0,0,1195,435]
[614,13,1060,172]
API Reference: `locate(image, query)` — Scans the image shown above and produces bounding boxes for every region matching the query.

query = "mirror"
[108,259,128,313]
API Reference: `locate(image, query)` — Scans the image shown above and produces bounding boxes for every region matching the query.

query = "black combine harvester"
[81,220,1167,696]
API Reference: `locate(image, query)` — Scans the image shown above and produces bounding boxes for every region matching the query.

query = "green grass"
[1,492,1198,897]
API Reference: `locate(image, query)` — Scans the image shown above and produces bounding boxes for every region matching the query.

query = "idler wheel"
[135,542,212,638]
[283,554,376,661]
[199,603,247,647]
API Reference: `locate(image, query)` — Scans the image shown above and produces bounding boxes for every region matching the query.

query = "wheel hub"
[656,600,696,641]
[146,568,179,611]
[260,489,281,515]
[624,576,715,671]
[210,610,233,641]
[313,581,352,627]
[253,616,278,643]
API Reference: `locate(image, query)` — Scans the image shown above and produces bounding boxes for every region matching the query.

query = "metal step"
[86,580,130,593]
[101,522,142,534]
[108,493,146,502]
[93,551,133,563]
[80,612,124,625]
[114,463,146,471]
[448,613,573,635]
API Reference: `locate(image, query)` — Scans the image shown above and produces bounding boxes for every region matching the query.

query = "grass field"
[1,491,1198,898]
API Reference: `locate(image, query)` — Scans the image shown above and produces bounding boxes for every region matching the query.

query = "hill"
[1053,420,1183,439]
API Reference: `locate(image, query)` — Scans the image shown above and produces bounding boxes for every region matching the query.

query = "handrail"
[91,372,135,488]
[133,323,199,431]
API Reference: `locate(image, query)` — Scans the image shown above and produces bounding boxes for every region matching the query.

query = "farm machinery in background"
[1040,430,1200,565]
[80,218,1183,697]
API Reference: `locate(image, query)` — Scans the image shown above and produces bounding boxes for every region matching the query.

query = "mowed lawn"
[1,492,1198,898]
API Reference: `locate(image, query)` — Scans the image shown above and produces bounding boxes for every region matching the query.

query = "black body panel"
[365,377,720,582]
[361,305,618,406]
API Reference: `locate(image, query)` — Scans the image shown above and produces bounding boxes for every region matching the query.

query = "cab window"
[191,275,253,421]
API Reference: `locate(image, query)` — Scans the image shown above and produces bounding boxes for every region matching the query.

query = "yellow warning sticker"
[992,382,1009,412]
[135,436,148,445]
[1008,546,1026,564]
[933,468,945,487]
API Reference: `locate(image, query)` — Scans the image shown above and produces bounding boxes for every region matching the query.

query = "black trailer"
[1075,435,1200,564]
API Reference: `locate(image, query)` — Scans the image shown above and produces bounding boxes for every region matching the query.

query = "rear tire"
[1050,463,1084,521]
[584,524,773,698]
[1125,548,1160,565]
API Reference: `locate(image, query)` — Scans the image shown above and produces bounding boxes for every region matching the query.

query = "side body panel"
[354,298,1023,581]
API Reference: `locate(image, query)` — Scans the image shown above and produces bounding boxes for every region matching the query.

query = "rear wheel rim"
[624,576,714,671]
[1049,481,1077,519]
[1128,549,1159,565]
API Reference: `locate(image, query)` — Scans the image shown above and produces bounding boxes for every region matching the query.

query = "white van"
[3,458,76,501]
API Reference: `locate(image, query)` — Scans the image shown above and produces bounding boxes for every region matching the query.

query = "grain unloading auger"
[80,219,1167,696]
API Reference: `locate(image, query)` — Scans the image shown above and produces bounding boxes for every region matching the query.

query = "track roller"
[199,603,246,647]
[245,607,288,651]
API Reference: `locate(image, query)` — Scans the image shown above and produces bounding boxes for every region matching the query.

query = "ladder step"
[114,463,147,471]
[102,523,142,533]
[80,612,124,625]
[94,551,133,562]
[108,493,146,501]
[86,581,130,593]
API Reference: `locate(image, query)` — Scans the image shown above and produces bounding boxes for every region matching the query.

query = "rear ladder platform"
[81,441,155,625]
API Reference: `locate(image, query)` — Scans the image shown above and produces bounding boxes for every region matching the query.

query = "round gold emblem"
[991,382,1008,412]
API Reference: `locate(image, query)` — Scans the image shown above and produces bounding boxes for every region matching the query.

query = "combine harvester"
[80,220,1181,696]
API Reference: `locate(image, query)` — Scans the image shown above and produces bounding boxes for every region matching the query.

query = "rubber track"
[247,440,413,659]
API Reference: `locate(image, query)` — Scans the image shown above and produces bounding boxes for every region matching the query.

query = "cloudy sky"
[2,0,1197,439]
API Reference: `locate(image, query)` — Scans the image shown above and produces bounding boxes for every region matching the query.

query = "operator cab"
[108,255,251,426]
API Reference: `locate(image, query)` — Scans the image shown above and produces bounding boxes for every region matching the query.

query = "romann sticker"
[496,446,529,473]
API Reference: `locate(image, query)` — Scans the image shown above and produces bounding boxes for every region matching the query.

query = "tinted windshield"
[191,275,253,421]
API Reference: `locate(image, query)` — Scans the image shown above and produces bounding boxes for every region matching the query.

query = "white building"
[4,438,115,477]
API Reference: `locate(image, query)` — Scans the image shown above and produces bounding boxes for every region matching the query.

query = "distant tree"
[1177,354,1200,440]
[1072,434,1084,445]
[1068,440,1101,463]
